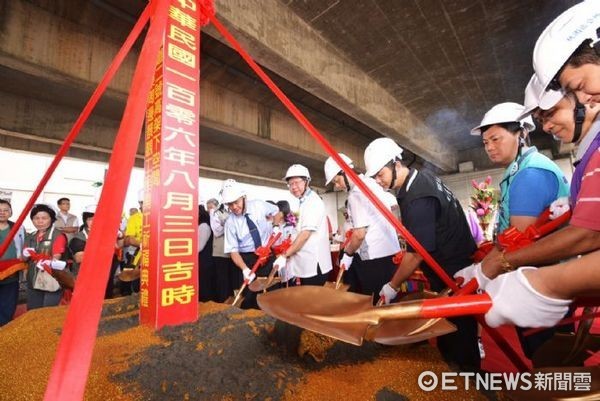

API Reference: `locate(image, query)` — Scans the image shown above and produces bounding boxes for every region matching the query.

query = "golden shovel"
[248,266,281,292]
[118,267,141,282]
[323,265,350,291]
[117,250,141,282]
[257,285,490,346]
[228,232,281,307]
[323,230,353,291]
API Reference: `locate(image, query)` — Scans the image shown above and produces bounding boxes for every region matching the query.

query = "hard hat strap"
[342,172,351,192]
[573,100,586,143]
[300,178,309,197]
[388,160,397,191]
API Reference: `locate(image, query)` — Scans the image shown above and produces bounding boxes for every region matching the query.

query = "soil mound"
[0,296,491,400]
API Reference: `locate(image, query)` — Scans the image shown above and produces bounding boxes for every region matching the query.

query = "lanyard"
[499,147,536,203]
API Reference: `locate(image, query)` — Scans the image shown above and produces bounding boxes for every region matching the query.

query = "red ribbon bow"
[272,235,292,256]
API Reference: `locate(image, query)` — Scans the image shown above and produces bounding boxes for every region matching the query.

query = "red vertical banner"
[141,0,201,328]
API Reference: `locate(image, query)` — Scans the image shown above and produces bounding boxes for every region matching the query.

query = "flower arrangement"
[284,212,298,227]
[469,176,499,240]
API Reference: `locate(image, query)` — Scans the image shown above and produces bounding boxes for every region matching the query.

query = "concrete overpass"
[0,0,576,189]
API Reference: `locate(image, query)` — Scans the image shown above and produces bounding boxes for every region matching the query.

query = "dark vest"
[25,226,68,288]
[397,169,476,291]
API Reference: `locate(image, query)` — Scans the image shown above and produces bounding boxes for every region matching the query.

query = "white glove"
[274,255,287,272]
[216,210,229,224]
[280,264,294,283]
[332,233,344,243]
[36,260,49,272]
[49,260,67,271]
[36,259,67,272]
[340,253,354,271]
[242,267,256,284]
[484,267,571,328]
[23,247,35,258]
[379,282,398,305]
[549,197,570,220]
[454,263,491,290]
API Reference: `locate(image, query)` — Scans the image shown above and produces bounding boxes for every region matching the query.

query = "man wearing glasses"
[274,164,332,286]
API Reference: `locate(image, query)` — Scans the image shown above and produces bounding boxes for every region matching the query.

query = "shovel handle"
[454,278,479,296]
[419,293,491,319]
[231,282,248,307]
[334,266,345,289]
[233,233,282,304]
[245,232,282,280]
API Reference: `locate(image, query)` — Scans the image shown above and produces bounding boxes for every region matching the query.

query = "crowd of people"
[0,1,598,373]
[0,198,131,321]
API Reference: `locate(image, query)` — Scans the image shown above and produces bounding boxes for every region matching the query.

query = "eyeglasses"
[287,179,305,188]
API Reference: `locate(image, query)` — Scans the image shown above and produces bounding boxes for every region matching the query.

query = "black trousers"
[198,252,216,302]
[213,256,234,303]
[342,254,362,293]
[287,263,330,287]
[354,254,397,303]
[437,316,481,371]
[235,252,274,310]
[515,307,574,359]
[429,276,480,371]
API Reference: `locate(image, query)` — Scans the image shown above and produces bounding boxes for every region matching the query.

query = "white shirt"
[223,199,278,253]
[57,211,79,227]
[197,223,212,252]
[272,223,297,247]
[209,208,227,238]
[288,188,333,278]
[347,174,400,260]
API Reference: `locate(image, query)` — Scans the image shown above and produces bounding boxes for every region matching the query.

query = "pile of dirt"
[0,296,494,401]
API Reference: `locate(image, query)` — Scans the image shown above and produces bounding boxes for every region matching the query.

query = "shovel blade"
[225,289,244,307]
[248,276,281,292]
[323,281,350,291]
[258,286,375,346]
[118,268,140,282]
[370,318,456,345]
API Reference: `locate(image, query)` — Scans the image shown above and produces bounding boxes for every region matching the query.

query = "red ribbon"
[272,235,292,256]
[24,250,53,274]
[341,229,354,250]
[472,208,572,262]
[0,258,23,270]
[247,232,282,281]
[207,12,529,372]
[392,251,404,266]
[43,2,168,400]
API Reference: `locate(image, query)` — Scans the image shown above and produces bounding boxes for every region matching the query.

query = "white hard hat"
[324,153,354,185]
[220,180,246,203]
[284,164,311,181]
[221,179,237,191]
[364,137,403,177]
[470,102,535,136]
[521,74,564,119]
[533,1,600,108]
